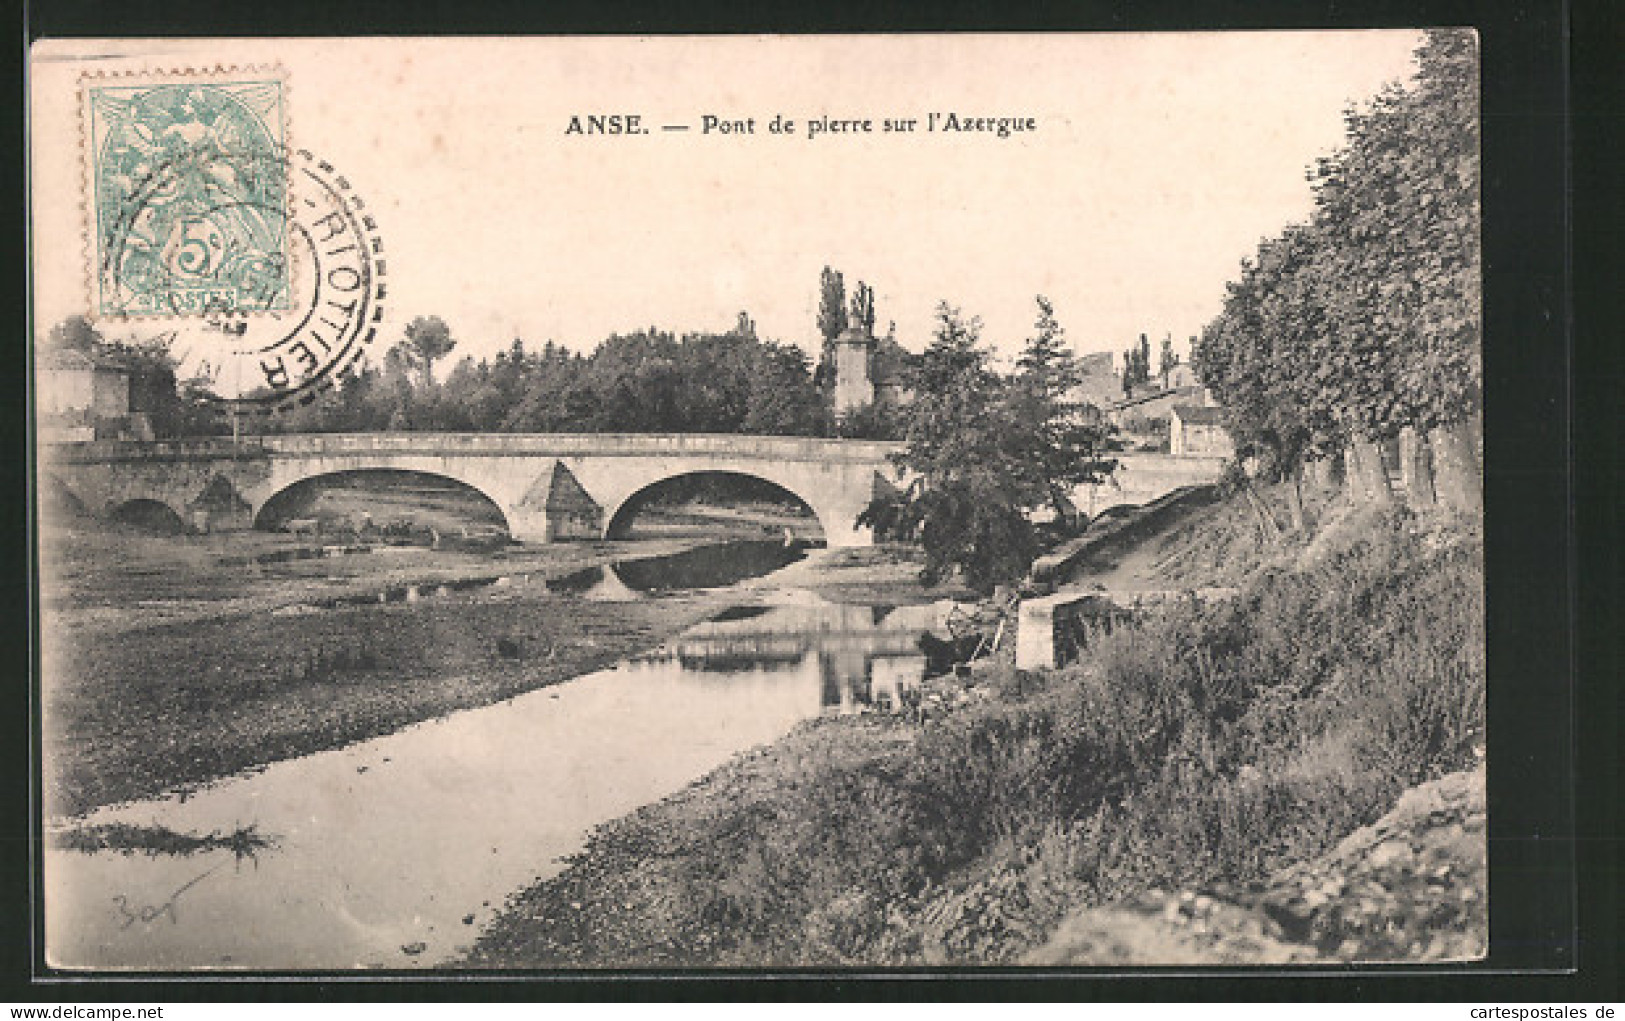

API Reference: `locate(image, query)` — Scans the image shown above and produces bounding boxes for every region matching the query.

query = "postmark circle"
[102,146,385,416]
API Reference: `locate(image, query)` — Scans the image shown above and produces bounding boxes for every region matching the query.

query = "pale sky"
[31,32,1423,374]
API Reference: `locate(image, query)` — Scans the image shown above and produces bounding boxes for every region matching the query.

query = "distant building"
[870,333,914,410]
[39,347,128,417]
[37,347,138,442]
[830,323,915,421]
[1108,384,1205,426]
[1169,404,1233,457]
[1071,351,1123,411]
[1162,363,1200,390]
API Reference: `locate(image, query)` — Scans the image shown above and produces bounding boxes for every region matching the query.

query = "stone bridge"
[40,432,1226,547]
[41,433,907,546]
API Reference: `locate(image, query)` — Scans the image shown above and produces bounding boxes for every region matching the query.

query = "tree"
[743,342,828,436]
[45,315,102,352]
[1311,29,1481,511]
[1195,29,1481,515]
[1195,224,1346,528]
[815,266,848,394]
[1016,297,1077,388]
[1120,333,1154,393]
[862,302,1114,593]
[817,267,848,344]
[1008,296,1117,519]
[380,342,420,428]
[1159,334,1180,384]
[402,316,457,388]
[850,281,876,335]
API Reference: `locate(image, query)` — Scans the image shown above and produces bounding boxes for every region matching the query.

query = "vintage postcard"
[30,33,1486,972]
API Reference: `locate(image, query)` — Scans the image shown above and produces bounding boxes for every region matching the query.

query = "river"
[44,541,953,970]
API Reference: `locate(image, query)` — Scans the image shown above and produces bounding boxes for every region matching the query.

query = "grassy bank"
[468,497,1485,967]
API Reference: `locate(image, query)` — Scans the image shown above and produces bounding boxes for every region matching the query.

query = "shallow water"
[45,596,946,970]
[297,539,814,609]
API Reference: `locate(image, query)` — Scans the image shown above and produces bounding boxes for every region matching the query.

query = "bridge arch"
[252,467,512,536]
[602,469,828,543]
[41,474,90,519]
[109,498,188,534]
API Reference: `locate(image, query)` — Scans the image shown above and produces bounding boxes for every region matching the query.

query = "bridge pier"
[818,497,877,548]
[504,506,602,544]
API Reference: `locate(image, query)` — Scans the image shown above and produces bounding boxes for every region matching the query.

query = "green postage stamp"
[83,72,290,317]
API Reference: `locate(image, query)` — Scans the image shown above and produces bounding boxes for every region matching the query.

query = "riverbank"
[39,525,713,817]
[40,516,952,819]
[467,486,1486,967]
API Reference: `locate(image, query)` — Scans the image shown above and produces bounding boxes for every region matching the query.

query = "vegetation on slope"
[469,496,1484,967]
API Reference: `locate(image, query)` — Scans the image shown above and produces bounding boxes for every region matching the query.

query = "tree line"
[1120,332,1186,395]
[260,314,833,437]
[41,310,842,440]
[43,257,934,439]
[1192,29,1482,520]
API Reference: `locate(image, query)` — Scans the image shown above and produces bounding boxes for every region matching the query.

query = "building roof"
[1077,351,1114,375]
[38,347,127,373]
[1171,404,1226,425]
[871,335,915,383]
[1109,384,1202,412]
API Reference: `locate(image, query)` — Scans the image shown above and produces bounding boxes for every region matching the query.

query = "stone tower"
[831,284,876,418]
[832,324,875,418]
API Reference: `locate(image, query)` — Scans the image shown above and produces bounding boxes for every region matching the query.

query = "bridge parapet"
[45,432,905,464]
[43,437,274,464]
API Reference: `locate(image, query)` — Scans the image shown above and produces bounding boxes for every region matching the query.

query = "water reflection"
[550,540,812,599]
[44,597,948,970]
[288,541,811,612]
[614,540,812,591]
[652,601,949,716]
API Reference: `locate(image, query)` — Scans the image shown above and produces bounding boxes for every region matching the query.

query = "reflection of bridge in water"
[638,601,953,715]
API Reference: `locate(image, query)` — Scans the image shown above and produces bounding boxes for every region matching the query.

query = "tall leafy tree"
[402,315,457,388]
[864,302,1115,593]
[817,267,848,343]
[1159,335,1180,383]
[1008,296,1117,519]
[1120,333,1154,393]
[850,281,876,335]
[1196,29,1481,513]
[1311,29,1481,510]
[1195,224,1345,526]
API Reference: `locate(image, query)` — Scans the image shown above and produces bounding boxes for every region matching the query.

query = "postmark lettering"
[81,71,384,415]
